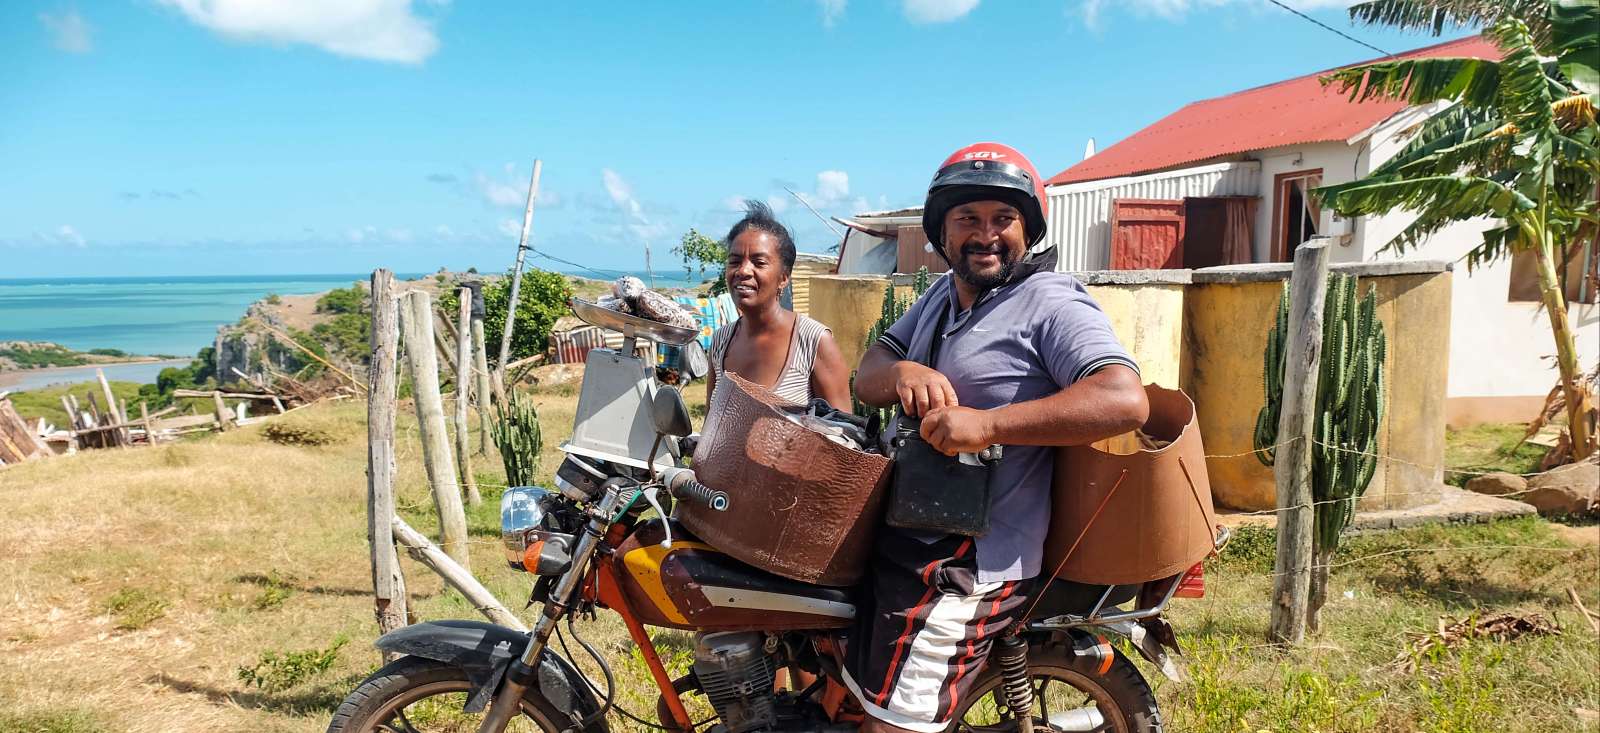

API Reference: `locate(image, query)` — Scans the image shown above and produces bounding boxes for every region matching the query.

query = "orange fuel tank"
[611,520,856,632]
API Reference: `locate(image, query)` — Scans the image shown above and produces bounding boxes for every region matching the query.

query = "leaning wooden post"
[497,159,543,397]
[212,390,232,432]
[139,401,151,444]
[393,517,525,631]
[367,269,409,655]
[1269,240,1330,645]
[455,288,481,506]
[59,396,79,431]
[399,289,470,567]
[97,369,128,445]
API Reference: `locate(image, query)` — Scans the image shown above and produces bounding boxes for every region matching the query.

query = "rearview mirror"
[651,386,693,438]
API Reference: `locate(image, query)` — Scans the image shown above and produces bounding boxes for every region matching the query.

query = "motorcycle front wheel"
[949,642,1161,733]
[326,656,591,733]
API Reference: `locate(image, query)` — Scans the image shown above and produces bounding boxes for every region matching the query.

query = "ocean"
[0,270,705,361]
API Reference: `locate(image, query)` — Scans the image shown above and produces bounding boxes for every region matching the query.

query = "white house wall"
[1045,161,1261,271]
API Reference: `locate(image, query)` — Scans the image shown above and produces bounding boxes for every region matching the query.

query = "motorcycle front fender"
[374,620,601,723]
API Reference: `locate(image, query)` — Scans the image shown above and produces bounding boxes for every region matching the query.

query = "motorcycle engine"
[693,631,776,732]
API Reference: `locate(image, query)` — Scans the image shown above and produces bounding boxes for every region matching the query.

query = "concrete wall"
[1185,260,1451,512]
[1074,271,1190,389]
[807,275,901,372]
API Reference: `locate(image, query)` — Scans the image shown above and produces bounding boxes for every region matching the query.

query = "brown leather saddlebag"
[1043,384,1217,585]
[682,373,891,586]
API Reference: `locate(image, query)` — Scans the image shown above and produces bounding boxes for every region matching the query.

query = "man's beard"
[949,243,1016,291]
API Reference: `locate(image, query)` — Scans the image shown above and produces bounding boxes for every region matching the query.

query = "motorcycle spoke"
[1035,678,1050,722]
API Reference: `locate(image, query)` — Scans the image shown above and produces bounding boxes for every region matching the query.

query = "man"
[848,142,1149,732]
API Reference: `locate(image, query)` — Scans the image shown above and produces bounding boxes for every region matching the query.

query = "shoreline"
[0,358,191,391]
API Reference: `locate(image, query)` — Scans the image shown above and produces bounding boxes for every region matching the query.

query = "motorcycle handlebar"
[657,467,730,512]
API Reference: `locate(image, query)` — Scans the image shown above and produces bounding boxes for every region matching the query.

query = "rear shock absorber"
[994,633,1035,733]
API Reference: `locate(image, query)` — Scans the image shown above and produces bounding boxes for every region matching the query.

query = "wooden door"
[1110,199,1185,270]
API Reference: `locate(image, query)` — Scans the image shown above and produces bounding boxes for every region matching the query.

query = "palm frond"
[1347,0,1550,41]
[1465,223,1527,270]
[1323,56,1503,106]
[1318,174,1536,221]
[1553,93,1598,131]
[1386,118,1520,178]
[1488,17,1558,131]
[1371,102,1499,174]
[1551,0,1600,98]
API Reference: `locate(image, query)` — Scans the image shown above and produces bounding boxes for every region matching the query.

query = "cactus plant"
[853,268,932,422]
[1254,273,1386,626]
[491,389,543,487]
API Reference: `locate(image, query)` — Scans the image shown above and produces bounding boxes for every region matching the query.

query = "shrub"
[315,284,367,315]
[440,268,572,366]
[237,636,348,692]
[261,422,336,447]
[102,588,167,630]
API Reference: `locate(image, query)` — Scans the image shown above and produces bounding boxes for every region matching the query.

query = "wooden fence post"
[139,401,151,444]
[455,288,481,506]
[399,289,470,568]
[367,269,409,655]
[212,390,232,432]
[392,517,525,631]
[497,159,543,396]
[469,284,495,452]
[97,369,128,445]
[1269,240,1330,645]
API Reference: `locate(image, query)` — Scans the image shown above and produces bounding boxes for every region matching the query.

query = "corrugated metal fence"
[1046,161,1261,271]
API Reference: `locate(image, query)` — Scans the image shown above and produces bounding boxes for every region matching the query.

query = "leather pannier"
[1043,385,1218,585]
[682,373,891,586]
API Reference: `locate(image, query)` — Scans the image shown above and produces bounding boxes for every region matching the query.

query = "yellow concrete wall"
[1084,284,1185,389]
[807,275,896,371]
[1185,271,1451,512]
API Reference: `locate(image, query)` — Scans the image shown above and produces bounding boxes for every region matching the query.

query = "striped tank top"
[709,314,830,405]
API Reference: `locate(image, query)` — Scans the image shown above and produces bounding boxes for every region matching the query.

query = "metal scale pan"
[561,298,698,470]
[569,298,698,348]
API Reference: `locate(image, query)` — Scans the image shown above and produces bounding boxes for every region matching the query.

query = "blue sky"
[3,1,1462,277]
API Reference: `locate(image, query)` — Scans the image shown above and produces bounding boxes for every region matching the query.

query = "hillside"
[0,341,165,372]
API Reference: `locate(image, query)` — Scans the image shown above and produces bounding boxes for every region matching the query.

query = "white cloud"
[765,194,791,214]
[345,225,377,243]
[159,0,439,64]
[39,10,92,53]
[386,227,414,242]
[1079,0,1354,28]
[814,170,850,206]
[498,218,523,238]
[57,225,86,247]
[903,0,980,24]
[601,169,643,220]
[818,0,846,26]
[474,170,526,208]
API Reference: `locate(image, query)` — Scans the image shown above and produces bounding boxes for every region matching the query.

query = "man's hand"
[920,406,994,456]
[893,362,959,417]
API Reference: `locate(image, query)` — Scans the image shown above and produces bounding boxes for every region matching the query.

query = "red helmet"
[922,142,1049,251]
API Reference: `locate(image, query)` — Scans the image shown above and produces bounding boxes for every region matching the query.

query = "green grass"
[1443,422,1548,487]
[7,380,148,430]
[102,587,168,631]
[0,709,109,733]
[0,343,91,369]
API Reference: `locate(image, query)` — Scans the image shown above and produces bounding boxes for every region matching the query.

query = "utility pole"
[497,158,542,397]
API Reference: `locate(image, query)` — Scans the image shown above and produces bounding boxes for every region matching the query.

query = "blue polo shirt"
[877,271,1138,583]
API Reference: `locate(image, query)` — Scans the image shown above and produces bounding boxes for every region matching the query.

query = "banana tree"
[1317,0,1600,460]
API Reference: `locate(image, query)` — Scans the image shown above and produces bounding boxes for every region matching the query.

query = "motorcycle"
[327,299,1227,733]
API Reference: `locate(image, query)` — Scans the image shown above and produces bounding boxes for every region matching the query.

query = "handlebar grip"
[676,479,730,512]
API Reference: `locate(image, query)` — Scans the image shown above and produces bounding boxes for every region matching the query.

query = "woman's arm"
[810,331,853,410]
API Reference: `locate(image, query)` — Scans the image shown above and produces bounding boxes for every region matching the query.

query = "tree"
[672,228,728,295]
[439,269,572,366]
[1317,0,1599,460]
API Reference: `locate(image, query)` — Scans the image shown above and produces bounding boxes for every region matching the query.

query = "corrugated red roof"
[1045,36,1501,186]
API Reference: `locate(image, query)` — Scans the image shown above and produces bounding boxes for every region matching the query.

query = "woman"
[706,201,851,410]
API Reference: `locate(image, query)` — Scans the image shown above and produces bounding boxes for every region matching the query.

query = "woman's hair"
[725,199,796,274]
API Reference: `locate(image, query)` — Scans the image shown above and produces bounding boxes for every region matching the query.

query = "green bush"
[314,284,366,315]
[237,636,348,692]
[309,312,370,362]
[102,587,167,630]
[0,343,87,368]
[87,348,128,357]
[440,268,572,366]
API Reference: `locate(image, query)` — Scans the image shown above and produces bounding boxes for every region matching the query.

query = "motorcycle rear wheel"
[326,656,588,733]
[949,642,1161,733]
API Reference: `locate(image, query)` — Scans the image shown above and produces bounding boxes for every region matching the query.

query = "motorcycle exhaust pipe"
[1049,707,1107,731]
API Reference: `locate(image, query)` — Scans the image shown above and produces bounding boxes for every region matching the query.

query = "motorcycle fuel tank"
[612,520,856,631]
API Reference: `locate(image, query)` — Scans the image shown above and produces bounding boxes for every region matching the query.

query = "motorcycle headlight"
[500,486,553,567]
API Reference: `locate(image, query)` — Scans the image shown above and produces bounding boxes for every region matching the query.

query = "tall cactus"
[853,268,932,421]
[1254,273,1386,626]
[491,389,543,488]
